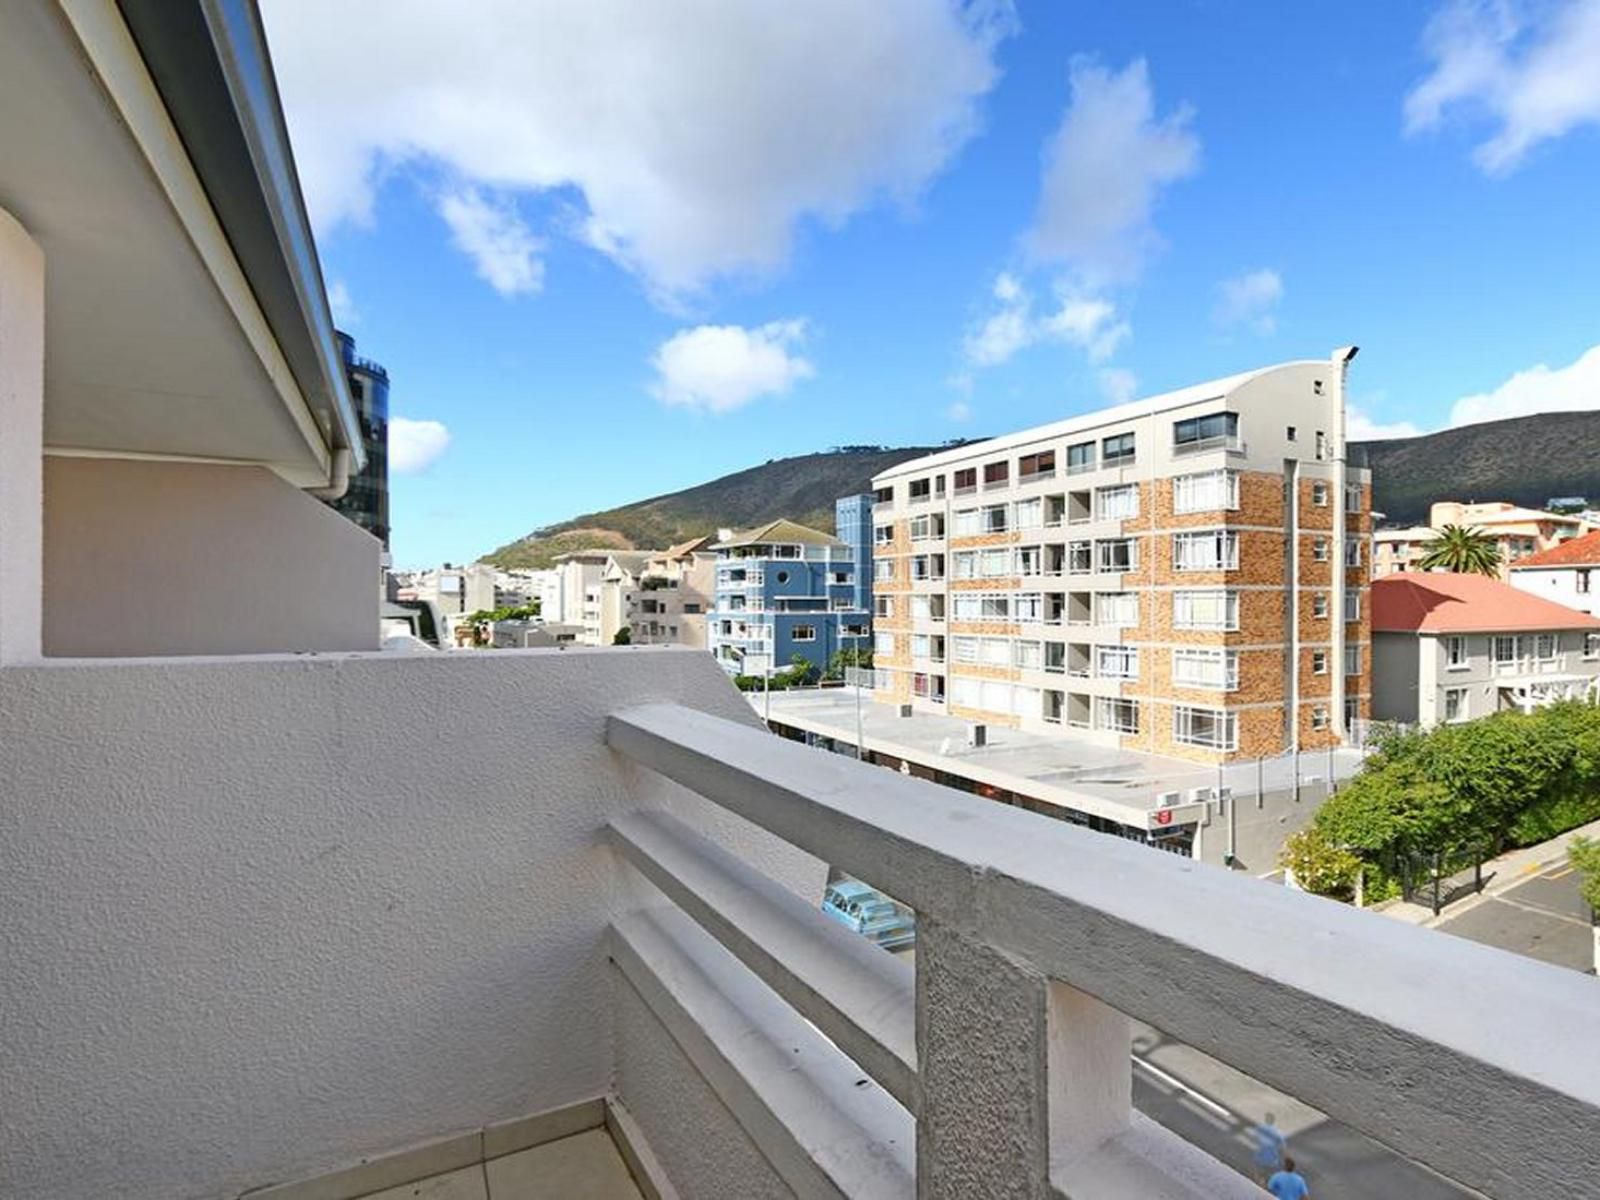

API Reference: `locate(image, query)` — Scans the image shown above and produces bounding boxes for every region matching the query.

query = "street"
[1434,859,1594,973]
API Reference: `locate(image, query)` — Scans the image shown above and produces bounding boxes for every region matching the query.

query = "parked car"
[821,878,915,950]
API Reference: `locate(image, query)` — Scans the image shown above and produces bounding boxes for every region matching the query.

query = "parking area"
[1435,860,1594,973]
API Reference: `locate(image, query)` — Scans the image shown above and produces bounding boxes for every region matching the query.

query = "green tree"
[612,626,632,645]
[824,646,874,681]
[1415,524,1502,576]
[1570,837,1600,916]
[1280,828,1364,898]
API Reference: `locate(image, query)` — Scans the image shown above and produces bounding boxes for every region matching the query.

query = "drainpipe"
[306,447,352,500]
[1330,346,1359,743]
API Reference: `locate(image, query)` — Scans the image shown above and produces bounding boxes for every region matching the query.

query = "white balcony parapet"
[608,702,1600,1200]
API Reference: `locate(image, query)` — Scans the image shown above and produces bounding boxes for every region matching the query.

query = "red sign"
[1154,809,1173,826]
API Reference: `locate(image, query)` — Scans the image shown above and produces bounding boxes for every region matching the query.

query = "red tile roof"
[1372,572,1600,634]
[1509,529,1600,569]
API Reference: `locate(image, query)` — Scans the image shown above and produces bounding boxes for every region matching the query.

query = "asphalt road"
[1434,860,1594,973]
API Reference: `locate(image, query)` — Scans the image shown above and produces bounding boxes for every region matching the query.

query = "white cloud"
[1098,367,1138,405]
[389,418,453,473]
[437,188,544,296]
[651,320,816,414]
[1028,57,1200,283]
[1346,406,1424,441]
[327,279,359,325]
[963,273,1128,367]
[262,0,1014,299]
[1213,268,1283,334]
[1448,342,1600,425]
[947,400,973,422]
[1405,0,1600,174]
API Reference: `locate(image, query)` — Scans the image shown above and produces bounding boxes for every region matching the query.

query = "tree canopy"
[1415,524,1502,576]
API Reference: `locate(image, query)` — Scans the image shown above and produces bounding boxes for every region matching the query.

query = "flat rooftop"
[752,688,1366,830]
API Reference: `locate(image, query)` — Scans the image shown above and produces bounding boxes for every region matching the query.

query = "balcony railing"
[607,703,1600,1197]
[1172,434,1246,457]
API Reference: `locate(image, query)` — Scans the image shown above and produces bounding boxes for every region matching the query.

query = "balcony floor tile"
[362,1164,487,1200]
[484,1130,642,1200]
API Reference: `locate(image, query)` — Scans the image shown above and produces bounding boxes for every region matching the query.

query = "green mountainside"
[481,412,1600,567]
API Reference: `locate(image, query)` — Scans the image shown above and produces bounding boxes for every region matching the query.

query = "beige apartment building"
[869,351,1372,763]
[631,536,717,648]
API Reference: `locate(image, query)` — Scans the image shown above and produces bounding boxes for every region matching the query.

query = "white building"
[1,7,1594,1200]
[1509,528,1600,617]
[1371,573,1600,726]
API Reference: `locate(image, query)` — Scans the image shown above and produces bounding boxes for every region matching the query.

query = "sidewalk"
[1373,817,1600,928]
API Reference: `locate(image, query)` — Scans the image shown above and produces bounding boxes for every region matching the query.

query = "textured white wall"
[0,647,822,1199]
[42,456,381,657]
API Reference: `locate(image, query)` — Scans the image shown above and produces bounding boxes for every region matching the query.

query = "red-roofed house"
[1371,572,1600,726]
[1508,528,1600,618]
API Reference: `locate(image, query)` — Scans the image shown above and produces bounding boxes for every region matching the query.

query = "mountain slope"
[481,412,1600,567]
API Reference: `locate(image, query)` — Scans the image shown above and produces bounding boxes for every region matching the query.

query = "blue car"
[821,879,916,951]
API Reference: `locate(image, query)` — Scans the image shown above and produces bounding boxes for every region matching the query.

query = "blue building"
[710,518,871,675]
[331,331,390,548]
[834,493,875,613]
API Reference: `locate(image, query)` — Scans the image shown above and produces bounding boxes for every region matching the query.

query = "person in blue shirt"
[1267,1155,1311,1200]
[1251,1112,1286,1182]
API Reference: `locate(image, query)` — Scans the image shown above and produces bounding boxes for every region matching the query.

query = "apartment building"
[550,549,615,644]
[1428,501,1591,577]
[869,350,1372,762]
[1372,525,1437,577]
[1510,528,1600,617]
[1372,572,1600,726]
[631,536,717,648]
[709,519,872,673]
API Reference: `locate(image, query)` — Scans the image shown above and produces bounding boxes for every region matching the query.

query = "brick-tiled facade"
[867,353,1371,763]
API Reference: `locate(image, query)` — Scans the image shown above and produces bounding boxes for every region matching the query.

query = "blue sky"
[262,0,1600,568]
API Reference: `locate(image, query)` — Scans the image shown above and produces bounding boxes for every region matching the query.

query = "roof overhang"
[0,1,359,487]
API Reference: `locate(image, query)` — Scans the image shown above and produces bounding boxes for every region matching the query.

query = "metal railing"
[607,704,1600,1198]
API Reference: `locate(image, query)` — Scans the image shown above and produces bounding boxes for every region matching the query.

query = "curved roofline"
[875,359,1329,483]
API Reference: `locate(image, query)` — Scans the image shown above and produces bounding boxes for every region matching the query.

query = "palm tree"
[1416,524,1502,576]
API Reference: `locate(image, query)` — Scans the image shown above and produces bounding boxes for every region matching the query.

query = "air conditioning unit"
[1187,786,1213,804]
[1156,791,1181,809]
[897,704,914,719]
[967,723,987,748]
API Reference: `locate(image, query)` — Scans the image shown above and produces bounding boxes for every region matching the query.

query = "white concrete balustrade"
[2,648,1597,1199]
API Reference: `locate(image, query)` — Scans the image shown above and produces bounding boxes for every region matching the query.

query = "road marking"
[1545,865,1575,880]
[1494,894,1593,929]
[1131,1055,1235,1121]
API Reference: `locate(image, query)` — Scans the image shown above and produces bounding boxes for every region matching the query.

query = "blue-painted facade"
[710,526,871,675]
[835,493,875,614]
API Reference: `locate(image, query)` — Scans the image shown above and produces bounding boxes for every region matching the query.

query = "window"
[793,625,817,642]
[1286,425,1297,442]
[981,594,1010,620]
[1311,482,1329,506]
[954,467,977,493]
[843,622,868,637]
[1172,411,1238,448]
[874,524,894,545]
[1018,450,1056,479]
[874,632,895,656]
[1345,644,1361,676]
[1173,647,1238,690]
[1345,484,1363,514]
[1312,650,1328,675]
[1097,697,1140,734]
[953,508,980,537]
[909,513,944,541]
[873,486,893,504]
[832,571,849,584]
[1066,440,1096,475]
[1014,640,1042,670]
[1174,705,1237,750]
[1097,645,1139,679]
[980,548,1010,577]
[1587,632,1600,660]
[981,504,1009,533]
[1345,539,1362,567]
[1579,570,1592,595]
[1446,635,1467,668]
[952,636,979,663]
[1015,593,1044,623]
[983,461,1009,487]
[910,634,931,659]
[776,570,791,584]
[1014,497,1044,529]
[1015,546,1043,576]
[1096,484,1139,520]
[1344,588,1361,622]
[875,596,894,618]
[1493,635,1520,664]
[1345,697,1359,729]
[979,637,1011,666]
[1313,537,1329,562]
[1315,431,1328,460]
[909,478,930,501]
[1313,593,1329,618]
[1173,530,1239,571]
[1097,538,1138,572]
[1173,590,1238,631]
[1068,541,1092,573]
[1172,470,1239,514]
[874,559,894,582]
[1096,592,1138,626]
[1312,706,1329,731]
[1444,687,1468,723]
[684,603,701,614]
[1102,432,1136,466]
[1536,633,1558,662]
[953,551,978,580]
